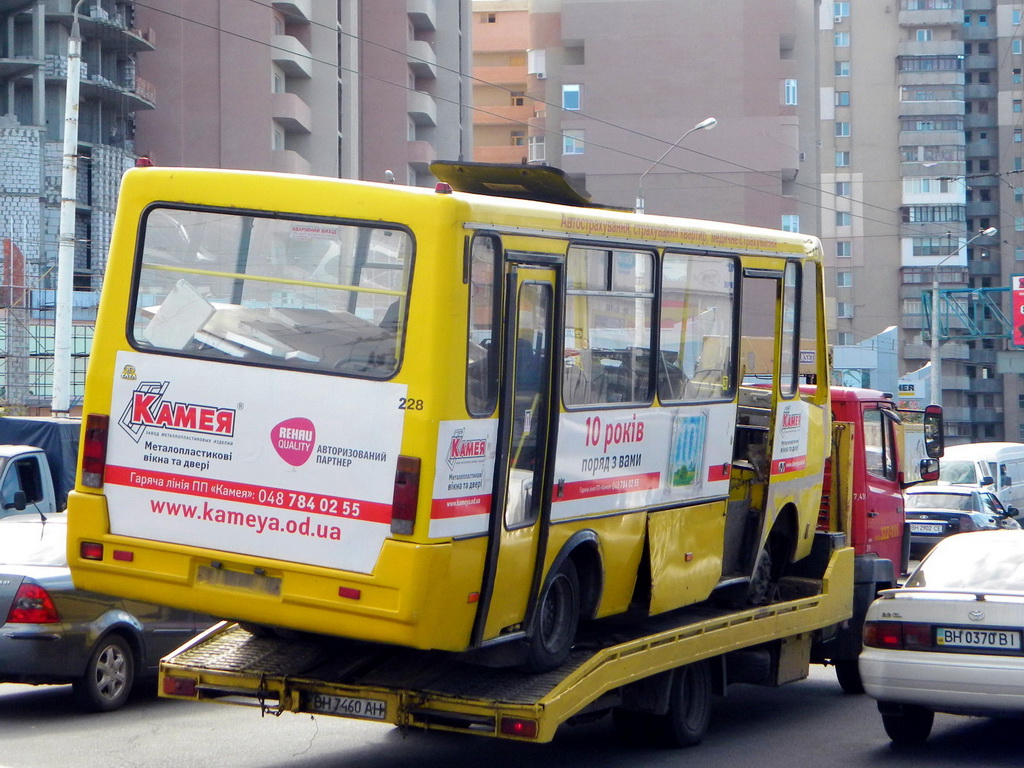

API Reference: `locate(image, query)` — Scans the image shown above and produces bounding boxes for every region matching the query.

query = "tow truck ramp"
[160,546,852,743]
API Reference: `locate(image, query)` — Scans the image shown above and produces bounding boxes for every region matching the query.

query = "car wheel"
[523,559,580,673]
[73,633,135,713]
[880,704,934,745]
[834,659,865,694]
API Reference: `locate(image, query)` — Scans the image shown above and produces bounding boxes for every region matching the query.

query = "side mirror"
[1007,506,1019,518]
[918,457,940,483]
[12,489,27,511]
[922,404,944,459]
[981,475,995,487]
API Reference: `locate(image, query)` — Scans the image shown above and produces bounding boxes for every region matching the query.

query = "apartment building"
[472,0,529,163]
[135,0,471,184]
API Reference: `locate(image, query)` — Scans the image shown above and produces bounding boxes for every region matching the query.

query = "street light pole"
[635,117,716,214]
[929,226,997,409]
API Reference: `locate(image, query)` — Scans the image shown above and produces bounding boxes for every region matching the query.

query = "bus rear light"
[81,414,110,488]
[338,586,361,600]
[112,549,134,562]
[162,676,198,697]
[80,541,104,560]
[390,455,421,535]
[499,717,538,739]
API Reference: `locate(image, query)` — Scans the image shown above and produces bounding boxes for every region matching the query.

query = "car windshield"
[0,518,66,567]
[905,492,974,511]
[938,459,977,485]
[905,533,1024,592]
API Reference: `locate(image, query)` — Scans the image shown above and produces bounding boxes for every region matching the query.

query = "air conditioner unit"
[536,72,546,79]
[834,15,844,23]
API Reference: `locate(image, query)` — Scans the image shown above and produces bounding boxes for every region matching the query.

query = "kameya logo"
[119,381,236,443]
[781,406,802,430]
[446,428,488,470]
[272,417,316,466]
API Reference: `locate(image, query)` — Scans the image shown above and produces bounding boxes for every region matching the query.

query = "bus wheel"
[523,559,580,673]
[613,660,712,748]
[746,543,774,605]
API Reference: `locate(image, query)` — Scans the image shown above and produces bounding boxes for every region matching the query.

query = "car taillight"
[7,583,60,624]
[390,455,420,535]
[863,620,932,650]
[81,413,110,488]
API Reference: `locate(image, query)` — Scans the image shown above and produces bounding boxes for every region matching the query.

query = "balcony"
[271,149,312,175]
[272,92,311,133]
[271,34,312,78]
[0,55,43,79]
[408,0,437,31]
[964,112,996,129]
[45,56,155,110]
[272,0,311,22]
[965,199,998,217]
[968,377,1002,394]
[965,54,997,70]
[47,8,155,52]
[898,9,961,27]
[407,139,436,170]
[965,83,996,99]
[408,90,437,126]
[473,103,533,126]
[475,144,529,164]
[967,258,1001,278]
[407,39,437,79]
[968,407,1004,423]
[473,65,527,87]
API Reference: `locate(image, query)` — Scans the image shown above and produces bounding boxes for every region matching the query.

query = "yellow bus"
[68,162,831,671]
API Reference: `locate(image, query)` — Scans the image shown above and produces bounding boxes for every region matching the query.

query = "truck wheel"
[523,559,579,673]
[834,659,865,694]
[73,633,135,712]
[613,660,712,748]
[880,704,934,745]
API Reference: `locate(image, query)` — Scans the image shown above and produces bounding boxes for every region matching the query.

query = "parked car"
[904,485,1019,557]
[859,530,1024,745]
[0,513,209,712]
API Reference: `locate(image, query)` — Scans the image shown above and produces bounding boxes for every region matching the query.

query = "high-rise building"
[135,0,472,184]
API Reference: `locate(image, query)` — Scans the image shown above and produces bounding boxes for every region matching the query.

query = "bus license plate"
[304,693,387,721]
[935,627,1022,651]
[909,522,944,534]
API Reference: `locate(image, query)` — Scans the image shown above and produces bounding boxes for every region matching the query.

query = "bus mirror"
[918,458,939,483]
[922,404,944,459]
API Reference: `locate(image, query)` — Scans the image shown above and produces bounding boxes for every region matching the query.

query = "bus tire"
[523,558,580,673]
[834,659,865,694]
[746,542,774,605]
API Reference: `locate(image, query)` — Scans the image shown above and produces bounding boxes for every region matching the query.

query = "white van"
[937,442,1024,512]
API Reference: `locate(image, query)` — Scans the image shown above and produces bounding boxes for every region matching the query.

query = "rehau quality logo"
[271,417,316,467]
[119,381,236,442]
[446,428,488,470]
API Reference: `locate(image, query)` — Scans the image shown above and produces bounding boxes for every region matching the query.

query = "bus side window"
[466,234,501,416]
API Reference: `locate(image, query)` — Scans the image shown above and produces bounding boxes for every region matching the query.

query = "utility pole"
[52,0,86,415]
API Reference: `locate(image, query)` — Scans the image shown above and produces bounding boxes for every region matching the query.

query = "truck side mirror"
[11,489,27,511]
[1007,505,1019,518]
[922,404,944,459]
[981,475,995,487]
[918,457,940,482]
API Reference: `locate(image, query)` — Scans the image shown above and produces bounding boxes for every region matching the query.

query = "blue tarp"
[0,417,81,508]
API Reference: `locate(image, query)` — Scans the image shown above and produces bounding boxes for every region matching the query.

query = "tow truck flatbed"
[160,545,852,743]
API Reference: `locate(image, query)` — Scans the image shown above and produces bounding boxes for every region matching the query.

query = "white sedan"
[859,529,1024,745]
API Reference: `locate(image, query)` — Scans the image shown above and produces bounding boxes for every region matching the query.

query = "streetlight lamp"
[635,117,717,214]
[929,226,997,409]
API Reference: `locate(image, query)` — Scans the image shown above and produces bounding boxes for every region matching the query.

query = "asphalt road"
[0,665,1018,768]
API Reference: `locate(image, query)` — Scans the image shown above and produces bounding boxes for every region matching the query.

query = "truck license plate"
[304,693,387,721]
[909,522,944,534]
[935,627,1022,651]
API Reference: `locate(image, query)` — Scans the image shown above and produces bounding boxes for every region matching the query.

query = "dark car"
[0,513,208,711]
[904,485,1020,557]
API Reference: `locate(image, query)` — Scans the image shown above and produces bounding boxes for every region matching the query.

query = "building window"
[836,151,851,167]
[272,127,285,151]
[837,301,853,319]
[1015,40,1023,55]
[835,181,851,196]
[511,91,525,106]
[562,84,581,111]
[912,237,947,256]
[1017,188,1024,203]
[837,271,853,288]
[1014,68,1022,84]
[528,135,545,163]
[834,2,849,19]
[899,55,964,71]
[837,331,853,345]
[836,211,852,226]
[784,79,798,106]
[1016,217,1024,232]
[835,31,849,46]
[1017,129,1023,143]
[835,122,851,137]
[481,12,496,22]
[916,29,932,42]
[511,130,525,146]
[836,240,852,258]
[835,61,851,77]
[900,116,963,131]
[835,91,851,106]
[1015,10,1022,24]
[562,129,585,155]
[782,215,800,232]
[1016,246,1024,261]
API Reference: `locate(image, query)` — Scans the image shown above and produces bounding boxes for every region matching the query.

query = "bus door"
[474,263,557,646]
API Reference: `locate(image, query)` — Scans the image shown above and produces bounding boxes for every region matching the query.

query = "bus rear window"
[131,207,413,378]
